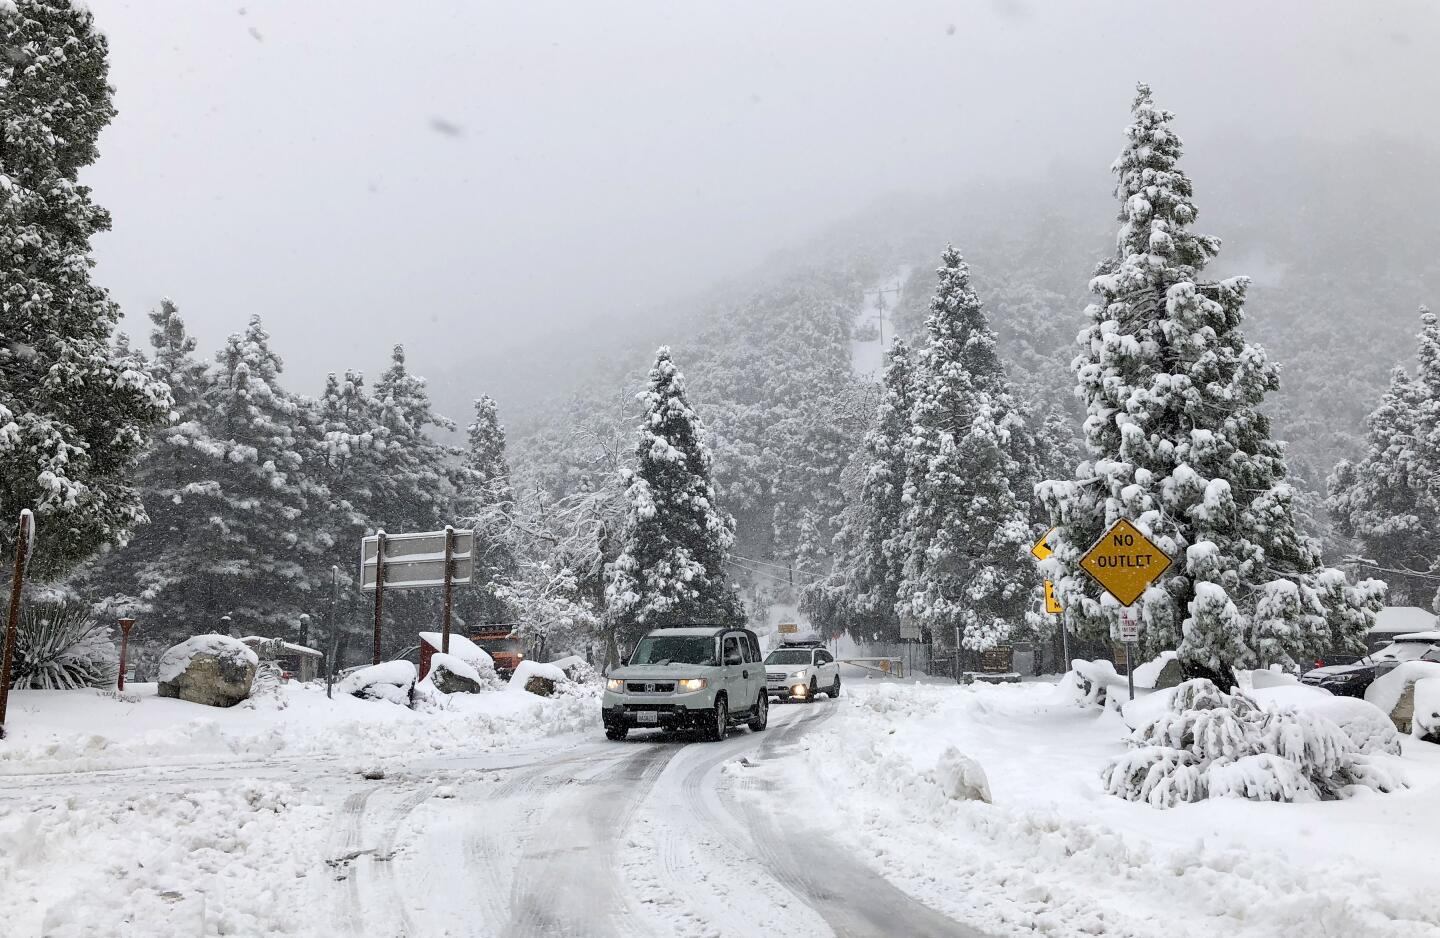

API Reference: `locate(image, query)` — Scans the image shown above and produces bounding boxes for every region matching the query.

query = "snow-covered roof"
[644,626,728,636]
[239,636,322,657]
[1392,631,1440,643]
[1371,606,1436,634]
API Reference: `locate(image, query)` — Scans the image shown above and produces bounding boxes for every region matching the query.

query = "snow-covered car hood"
[1304,663,1375,679]
[608,663,719,679]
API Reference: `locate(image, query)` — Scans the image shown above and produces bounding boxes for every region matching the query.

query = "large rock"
[510,660,568,697]
[336,661,417,706]
[427,654,483,694]
[158,635,258,708]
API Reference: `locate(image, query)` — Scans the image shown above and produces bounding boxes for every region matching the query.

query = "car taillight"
[1314,659,1324,669]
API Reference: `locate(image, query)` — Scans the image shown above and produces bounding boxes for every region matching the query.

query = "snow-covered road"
[2,695,992,937]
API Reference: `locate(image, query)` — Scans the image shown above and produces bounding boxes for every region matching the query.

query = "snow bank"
[765,680,1440,938]
[156,634,257,683]
[1366,660,1440,715]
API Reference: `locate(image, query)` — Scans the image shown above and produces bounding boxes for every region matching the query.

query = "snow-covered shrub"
[1102,679,1405,807]
[244,662,288,710]
[336,661,416,706]
[6,601,118,689]
[1415,679,1440,742]
[931,746,992,803]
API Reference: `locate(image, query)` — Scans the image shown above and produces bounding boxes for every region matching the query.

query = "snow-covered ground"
[3,674,1437,937]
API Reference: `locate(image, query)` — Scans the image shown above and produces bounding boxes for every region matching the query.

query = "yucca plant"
[5,601,119,690]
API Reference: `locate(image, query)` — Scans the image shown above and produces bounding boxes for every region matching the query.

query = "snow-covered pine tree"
[1037,84,1383,686]
[72,301,223,637]
[1327,307,1440,607]
[897,247,1035,653]
[457,395,515,627]
[803,337,915,640]
[606,348,744,648]
[189,316,330,631]
[0,0,171,577]
[370,346,461,532]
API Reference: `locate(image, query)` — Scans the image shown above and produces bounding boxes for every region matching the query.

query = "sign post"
[0,509,35,740]
[1079,518,1172,701]
[327,565,339,699]
[117,617,136,691]
[360,528,474,664]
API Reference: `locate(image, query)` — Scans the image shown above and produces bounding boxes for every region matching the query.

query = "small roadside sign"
[1030,527,1056,562]
[777,622,799,634]
[1079,518,1171,607]
[1119,606,1140,643]
[1044,580,1062,615]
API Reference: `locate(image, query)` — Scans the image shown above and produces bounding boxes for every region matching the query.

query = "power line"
[723,558,825,586]
[729,553,822,577]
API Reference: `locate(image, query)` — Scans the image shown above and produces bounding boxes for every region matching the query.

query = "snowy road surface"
[6,677,1439,938]
[3,694,991,938]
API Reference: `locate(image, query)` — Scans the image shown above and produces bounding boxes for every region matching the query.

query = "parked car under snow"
[1301,631,1440,698]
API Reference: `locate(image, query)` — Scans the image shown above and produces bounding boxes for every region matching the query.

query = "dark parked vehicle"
[1301,632,1440,697]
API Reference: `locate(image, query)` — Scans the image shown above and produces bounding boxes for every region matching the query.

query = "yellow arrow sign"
[1030,526,1056,562]
[1079,518,1172,607]
[1044,579,1062,614]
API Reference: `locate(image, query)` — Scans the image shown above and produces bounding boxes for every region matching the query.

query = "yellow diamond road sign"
[1079,518,1172,607]
[1030,526,1056,562]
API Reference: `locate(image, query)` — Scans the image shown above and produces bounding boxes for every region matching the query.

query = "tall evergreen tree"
[190,316,329,631]
[458,395,515,627]
[606,348,743,648]
[1037,84,1382,686]
[897,247,1036,652]
[804,337,915,640]
[73,301,218,636]
[370,345,460,532]
[1328,307,1440,607]
[0,0,170,577]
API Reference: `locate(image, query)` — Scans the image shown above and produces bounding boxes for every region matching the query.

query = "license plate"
[636,711,658,724]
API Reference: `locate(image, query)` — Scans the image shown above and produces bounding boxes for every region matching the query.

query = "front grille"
[766,674,788,683]
[626,681,676,694]
[625,704,678,713]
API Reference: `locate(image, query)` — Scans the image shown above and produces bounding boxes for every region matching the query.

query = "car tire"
[605,726,628,741]
[748,690,768,731]
[707,695,728,741]
[807,678,819,702]
[829,676,841,699]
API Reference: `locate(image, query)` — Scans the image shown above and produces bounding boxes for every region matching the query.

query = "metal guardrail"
[838,657,906,679]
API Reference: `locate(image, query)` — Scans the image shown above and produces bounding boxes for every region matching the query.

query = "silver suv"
[601,626,769,741]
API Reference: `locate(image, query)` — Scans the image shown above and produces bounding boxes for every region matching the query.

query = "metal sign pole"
[1126,641,1135,701]
[1058,613,1070,671]
[441,525,455,655]
[0,510,34,739]
[372,530,387,665]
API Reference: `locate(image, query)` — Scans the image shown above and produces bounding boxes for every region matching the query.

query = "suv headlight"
[791,668,808,679]
[677,678,707,692]
[606,678,624,692]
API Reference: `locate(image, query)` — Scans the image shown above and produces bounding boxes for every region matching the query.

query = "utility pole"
[328,565,340,699]
[874,280,902,349]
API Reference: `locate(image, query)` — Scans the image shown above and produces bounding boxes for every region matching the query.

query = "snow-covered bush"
[335,661,416,706]
[1102,679,1406,807]
[244,662,288,710]
[6,601,118,689]
[1415,679,1440,742]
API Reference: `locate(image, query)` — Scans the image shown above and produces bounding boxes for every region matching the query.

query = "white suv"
[765,641,839,702]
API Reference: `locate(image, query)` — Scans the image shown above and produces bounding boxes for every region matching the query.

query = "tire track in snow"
[501,740,680,938]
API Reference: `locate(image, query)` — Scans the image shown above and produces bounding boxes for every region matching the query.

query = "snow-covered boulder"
[1366,661,1440,734]
[1414,679,1440,742]
[1132,651,1183,690]
[421,653,484,695]
[510,659,569,697]
[418,632,496,680]
[932,746,992,803]
[336,661,417,706]
[548,654,598,684]
[157,635,258,708]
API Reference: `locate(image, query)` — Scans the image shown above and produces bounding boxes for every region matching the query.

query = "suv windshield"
[629,635,716,666]
[765,649,812,665]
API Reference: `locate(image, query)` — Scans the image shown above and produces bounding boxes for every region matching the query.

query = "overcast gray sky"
[83,0,1440,390]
